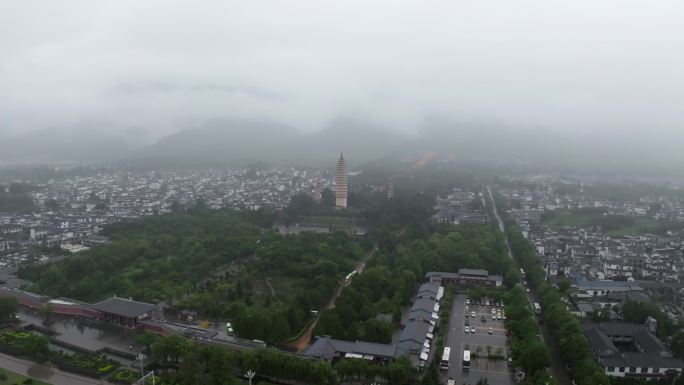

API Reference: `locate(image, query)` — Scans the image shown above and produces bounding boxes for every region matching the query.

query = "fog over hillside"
[1,1,683,173]
[1,117,680,177]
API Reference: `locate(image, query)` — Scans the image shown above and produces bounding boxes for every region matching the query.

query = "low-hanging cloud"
[1,0,683,140]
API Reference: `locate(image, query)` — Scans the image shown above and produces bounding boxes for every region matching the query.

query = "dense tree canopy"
[0,298,18,322]
[21,209,264,301]
[21,207,367,343]
[150,335,238,385]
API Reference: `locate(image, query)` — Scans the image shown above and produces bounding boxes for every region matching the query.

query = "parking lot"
[442,293,513,385]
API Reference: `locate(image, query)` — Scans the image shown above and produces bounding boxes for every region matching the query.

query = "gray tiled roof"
[577,280,643,291]
[417,283,439,296]
[633,329,668,354]
[623,352,683,369]
[92,297,155,318]
[584,323,684,370]
[457,268,489,276]
[411,298,436,313]
[598,322,645,337]
[305,337,401,360]
[584,326,619,357]
[407,308,434,322]
[399,320,429,344]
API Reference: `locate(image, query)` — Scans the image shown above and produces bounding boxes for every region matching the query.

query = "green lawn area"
[0,368,51,385]
[543,209,684,235]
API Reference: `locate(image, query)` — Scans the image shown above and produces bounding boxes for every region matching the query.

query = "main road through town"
[0,351,113,385]
[487,186,573,385]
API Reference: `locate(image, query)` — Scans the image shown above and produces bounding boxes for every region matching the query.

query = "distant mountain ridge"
[135,118,410,166]
[3,118,683,176]
[0,124,143,163]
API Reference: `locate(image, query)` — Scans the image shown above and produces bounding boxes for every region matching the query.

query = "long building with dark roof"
[305,282,444,369]
[583,322,683,379]
[425,268,503,287]
[305,337,405,364]
[0,287,154,328]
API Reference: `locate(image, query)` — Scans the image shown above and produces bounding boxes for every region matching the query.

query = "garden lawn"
[0,367,51,385]
[543,209,676,235]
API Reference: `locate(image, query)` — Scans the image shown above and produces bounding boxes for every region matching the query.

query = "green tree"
[152,335,190,363]
[504,266,521,288]
[0,298,18,322]
[671,330,684,358]
[558,279,571,293]
[469,285,485,299]
[519,340,550,373]
[135,331,160,352]
[321,188,335,207]
[524,370,558,385]
[199,345,236,385]
[179,351,204,385]
[38,303,54,325]
[285,193,316,218]
[419,362,440,385]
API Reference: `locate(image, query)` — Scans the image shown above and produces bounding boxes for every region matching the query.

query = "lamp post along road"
[246,370,256,385]
[137,352,146,377]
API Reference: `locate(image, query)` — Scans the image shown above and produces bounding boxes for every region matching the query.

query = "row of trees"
[503,287,553,377]
[138,333,237,385]
[242,349,336,385]
[243,348,414,385]
[497,192,612,385]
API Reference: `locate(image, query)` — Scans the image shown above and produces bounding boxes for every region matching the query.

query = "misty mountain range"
[1,119,681,176]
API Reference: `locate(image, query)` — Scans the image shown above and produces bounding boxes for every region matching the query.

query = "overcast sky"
[1,0,683,140]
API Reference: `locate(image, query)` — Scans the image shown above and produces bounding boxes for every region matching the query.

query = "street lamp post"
[137,352,146,377]
[246,370,256,385]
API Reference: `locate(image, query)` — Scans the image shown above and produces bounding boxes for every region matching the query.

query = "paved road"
[0,351,111,385]
[487,186,572,385]
[442,293,513,385]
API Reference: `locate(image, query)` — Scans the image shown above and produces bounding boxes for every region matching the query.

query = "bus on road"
[462,349,471,370]
[520,268,526,280]
[533,302,541,314]
[440,347,451,371]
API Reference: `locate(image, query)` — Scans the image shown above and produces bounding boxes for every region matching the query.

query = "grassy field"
[0,368,51,385]
[543,209,683,235]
